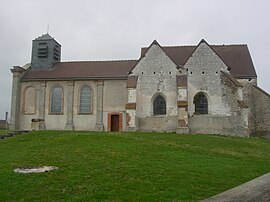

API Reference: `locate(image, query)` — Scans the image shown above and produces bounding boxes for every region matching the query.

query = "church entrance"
[108,113,122,132]
[111,115,119,131]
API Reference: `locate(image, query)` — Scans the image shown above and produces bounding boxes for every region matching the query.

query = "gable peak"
[151,39,161,47]
[199,39,209,45]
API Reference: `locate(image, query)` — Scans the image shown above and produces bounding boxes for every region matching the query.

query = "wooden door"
[111,115,119,131]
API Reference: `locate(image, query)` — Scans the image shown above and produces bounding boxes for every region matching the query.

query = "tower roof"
[35,33,54,40]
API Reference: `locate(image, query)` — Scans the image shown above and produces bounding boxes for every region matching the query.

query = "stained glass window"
[51,86,63,113]
[193,92,208,114]
[153,95,166,115]
[79,86,91,113]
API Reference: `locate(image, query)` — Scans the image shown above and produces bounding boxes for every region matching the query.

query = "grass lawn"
[0,130,8,134]
[0,131,270,201]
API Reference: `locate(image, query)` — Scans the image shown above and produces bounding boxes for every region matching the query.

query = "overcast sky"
[0,0,269,120]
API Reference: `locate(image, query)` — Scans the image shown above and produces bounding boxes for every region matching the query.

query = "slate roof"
[21,41,257,81]
[141,44,257,78]
[21,60,138,81]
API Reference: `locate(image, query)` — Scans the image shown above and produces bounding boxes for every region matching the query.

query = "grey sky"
[0,0,269,119]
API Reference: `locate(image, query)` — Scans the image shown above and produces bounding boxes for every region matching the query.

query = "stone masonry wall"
[103,80,128,131]
[243,84,270,135]
[185,42,231,116]
[131,42,179,132]
[185,42,249,136]
[220,73,242,116]
[189,113,249,136]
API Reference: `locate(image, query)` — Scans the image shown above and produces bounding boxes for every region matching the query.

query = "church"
[10,34,270,136]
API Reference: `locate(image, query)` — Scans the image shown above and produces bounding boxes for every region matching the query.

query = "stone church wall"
[185,42,231,116]
[185,42,249,136]
[72,81,97,131]
[138,116,177,132]
[131,43,179,132]
[44,81,68,130]
[103,80,128,131]
[189,113,249,136]
[243,84,270,135]
[19,82,40,130]
[220,73,242,116]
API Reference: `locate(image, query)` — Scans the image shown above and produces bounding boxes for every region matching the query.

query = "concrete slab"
[201,172,270,202]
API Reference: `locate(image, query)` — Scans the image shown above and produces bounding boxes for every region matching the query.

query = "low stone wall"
[189,115,249,137]
[138,116,177,132]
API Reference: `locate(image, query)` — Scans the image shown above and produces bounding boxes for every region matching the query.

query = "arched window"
[51,86,63,113]
[79,86,92,113]
[153,95,166,115]
[24,87,36,114]
[193,92,208,114]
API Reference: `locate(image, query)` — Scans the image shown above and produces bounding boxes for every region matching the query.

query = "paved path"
[202,172,270,202]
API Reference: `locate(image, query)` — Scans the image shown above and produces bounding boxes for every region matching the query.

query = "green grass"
[0,131,270,201]
[0,130,8,134]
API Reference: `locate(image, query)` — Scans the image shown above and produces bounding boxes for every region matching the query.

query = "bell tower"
[31,33,61,70]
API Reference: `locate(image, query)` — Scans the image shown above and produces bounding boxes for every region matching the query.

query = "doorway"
[111,115,119,131]
[108,113,122,132]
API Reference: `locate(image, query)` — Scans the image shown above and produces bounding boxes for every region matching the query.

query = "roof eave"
[20,76,129,82]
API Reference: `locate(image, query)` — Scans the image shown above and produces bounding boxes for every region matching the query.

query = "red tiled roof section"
[141,44,257,78]
[21,60,138,81]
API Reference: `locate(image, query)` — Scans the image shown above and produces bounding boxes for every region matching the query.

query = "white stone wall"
[73,81,97,131]
[189,115,249,137]
[178,88,187,100]
[243,84,270,135]
[44,81,68,130]
[103,80,127,112]
[126,109,136,128]
[19,82,40,130]
[103,80,128,131]
[131,43,179,131]
[184,42,250,136]
[128,89,136,102]
[18,79,128,131]
[185,42,232,116]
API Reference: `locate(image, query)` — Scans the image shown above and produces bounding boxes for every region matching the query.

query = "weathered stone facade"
[243,84,270,136]
[10,34,270,137]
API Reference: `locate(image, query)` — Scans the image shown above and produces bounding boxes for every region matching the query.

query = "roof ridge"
[60,59,138,63]
[142,45,196,49]
[211,44,247,46]
[142,44,247,49]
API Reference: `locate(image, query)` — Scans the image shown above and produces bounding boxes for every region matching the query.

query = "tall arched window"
[24,87,36,114]
[51,86,63,113]
[79,86,92,113]
[153,95,166,115]
[193,92,208,114]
